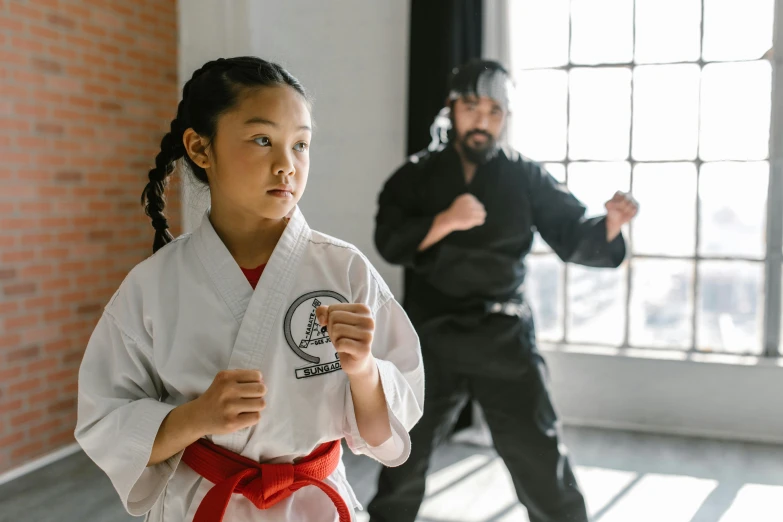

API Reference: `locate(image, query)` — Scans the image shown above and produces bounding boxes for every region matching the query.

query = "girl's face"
[198,85,312,221]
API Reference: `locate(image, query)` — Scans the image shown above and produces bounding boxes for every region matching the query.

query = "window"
[511,0,777,355]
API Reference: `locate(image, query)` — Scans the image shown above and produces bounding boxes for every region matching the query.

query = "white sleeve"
[74,310,181,516]
[343,298,424,467]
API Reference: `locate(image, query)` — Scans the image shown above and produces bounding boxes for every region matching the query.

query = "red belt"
[182,439,350,522]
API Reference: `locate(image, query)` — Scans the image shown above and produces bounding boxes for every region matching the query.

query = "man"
[367,60,638,522]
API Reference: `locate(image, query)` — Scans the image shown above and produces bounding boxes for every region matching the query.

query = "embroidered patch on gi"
[284,290,348,379]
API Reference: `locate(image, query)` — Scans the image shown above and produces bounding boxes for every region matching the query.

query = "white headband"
[447,69,514,111]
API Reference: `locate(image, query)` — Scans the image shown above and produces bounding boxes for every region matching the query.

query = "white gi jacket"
[75,207,424,521]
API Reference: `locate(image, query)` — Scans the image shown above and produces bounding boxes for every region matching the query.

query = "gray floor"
[2,427,782,522]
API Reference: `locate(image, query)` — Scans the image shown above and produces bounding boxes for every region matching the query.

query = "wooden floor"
[2,427,783,522]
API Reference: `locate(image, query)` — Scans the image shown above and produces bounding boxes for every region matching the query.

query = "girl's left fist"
[316,303,375,377]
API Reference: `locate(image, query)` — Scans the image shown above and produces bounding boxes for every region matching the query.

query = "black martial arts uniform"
[367,144,626,522]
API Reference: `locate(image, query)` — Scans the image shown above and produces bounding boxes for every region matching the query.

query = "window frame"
[512,0,783,357]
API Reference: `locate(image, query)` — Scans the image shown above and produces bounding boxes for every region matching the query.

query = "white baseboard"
[0,443,81,486]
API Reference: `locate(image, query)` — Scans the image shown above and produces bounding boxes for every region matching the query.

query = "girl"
[75,57,424,522]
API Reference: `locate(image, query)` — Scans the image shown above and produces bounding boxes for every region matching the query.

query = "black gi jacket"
[374,145,627,377]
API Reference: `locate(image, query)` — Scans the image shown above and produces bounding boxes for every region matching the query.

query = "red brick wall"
[0,0,180,473]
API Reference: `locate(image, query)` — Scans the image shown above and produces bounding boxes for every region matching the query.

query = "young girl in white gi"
[75,57,424,522]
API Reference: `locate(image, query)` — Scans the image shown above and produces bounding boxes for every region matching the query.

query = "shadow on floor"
[3,427,783,522]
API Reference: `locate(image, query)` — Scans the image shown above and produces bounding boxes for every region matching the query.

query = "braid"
[139,62,223,253]
[141,114,185,253]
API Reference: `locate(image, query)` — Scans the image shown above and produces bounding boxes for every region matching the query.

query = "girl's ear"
[183,128,211,169]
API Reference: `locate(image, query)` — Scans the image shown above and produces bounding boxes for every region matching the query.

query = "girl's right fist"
[192,369,267,436]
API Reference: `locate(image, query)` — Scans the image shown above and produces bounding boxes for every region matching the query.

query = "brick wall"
[0,0,179,473]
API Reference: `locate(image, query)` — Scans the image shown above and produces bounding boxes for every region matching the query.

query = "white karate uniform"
[75,207,424,521]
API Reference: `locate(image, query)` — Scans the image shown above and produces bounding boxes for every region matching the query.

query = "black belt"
[485,295,530,320]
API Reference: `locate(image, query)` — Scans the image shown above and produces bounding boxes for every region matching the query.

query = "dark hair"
[448,59,509,97]
[141,57,309,253]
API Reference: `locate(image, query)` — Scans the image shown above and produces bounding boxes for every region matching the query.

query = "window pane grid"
[518,57,771,72]
[516,0,774,356]
[529,252,768,263]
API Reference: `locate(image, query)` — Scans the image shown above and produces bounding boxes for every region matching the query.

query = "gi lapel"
[228,206,309,371]
[192,211,255,325]
[193,207,310,453]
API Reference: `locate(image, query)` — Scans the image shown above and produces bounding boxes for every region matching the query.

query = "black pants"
[367,352,589,522]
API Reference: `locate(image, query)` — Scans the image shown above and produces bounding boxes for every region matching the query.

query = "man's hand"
[444,193,486,232]
[316,303,376,377]
[605,191,639,241]
[418,193,486,252]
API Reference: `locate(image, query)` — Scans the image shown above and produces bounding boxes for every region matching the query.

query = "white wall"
[178,0,410,294]
[543,345,783,444]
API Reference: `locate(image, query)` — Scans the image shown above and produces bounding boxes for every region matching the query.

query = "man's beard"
[459,130,499,165]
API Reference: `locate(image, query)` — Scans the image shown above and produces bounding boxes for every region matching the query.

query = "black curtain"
[406,0,483,432]
[406,0,483,156]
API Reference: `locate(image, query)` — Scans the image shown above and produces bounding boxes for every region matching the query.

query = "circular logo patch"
[283,290,348,365]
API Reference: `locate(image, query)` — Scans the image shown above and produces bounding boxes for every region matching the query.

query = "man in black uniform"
[367,60,638,522]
